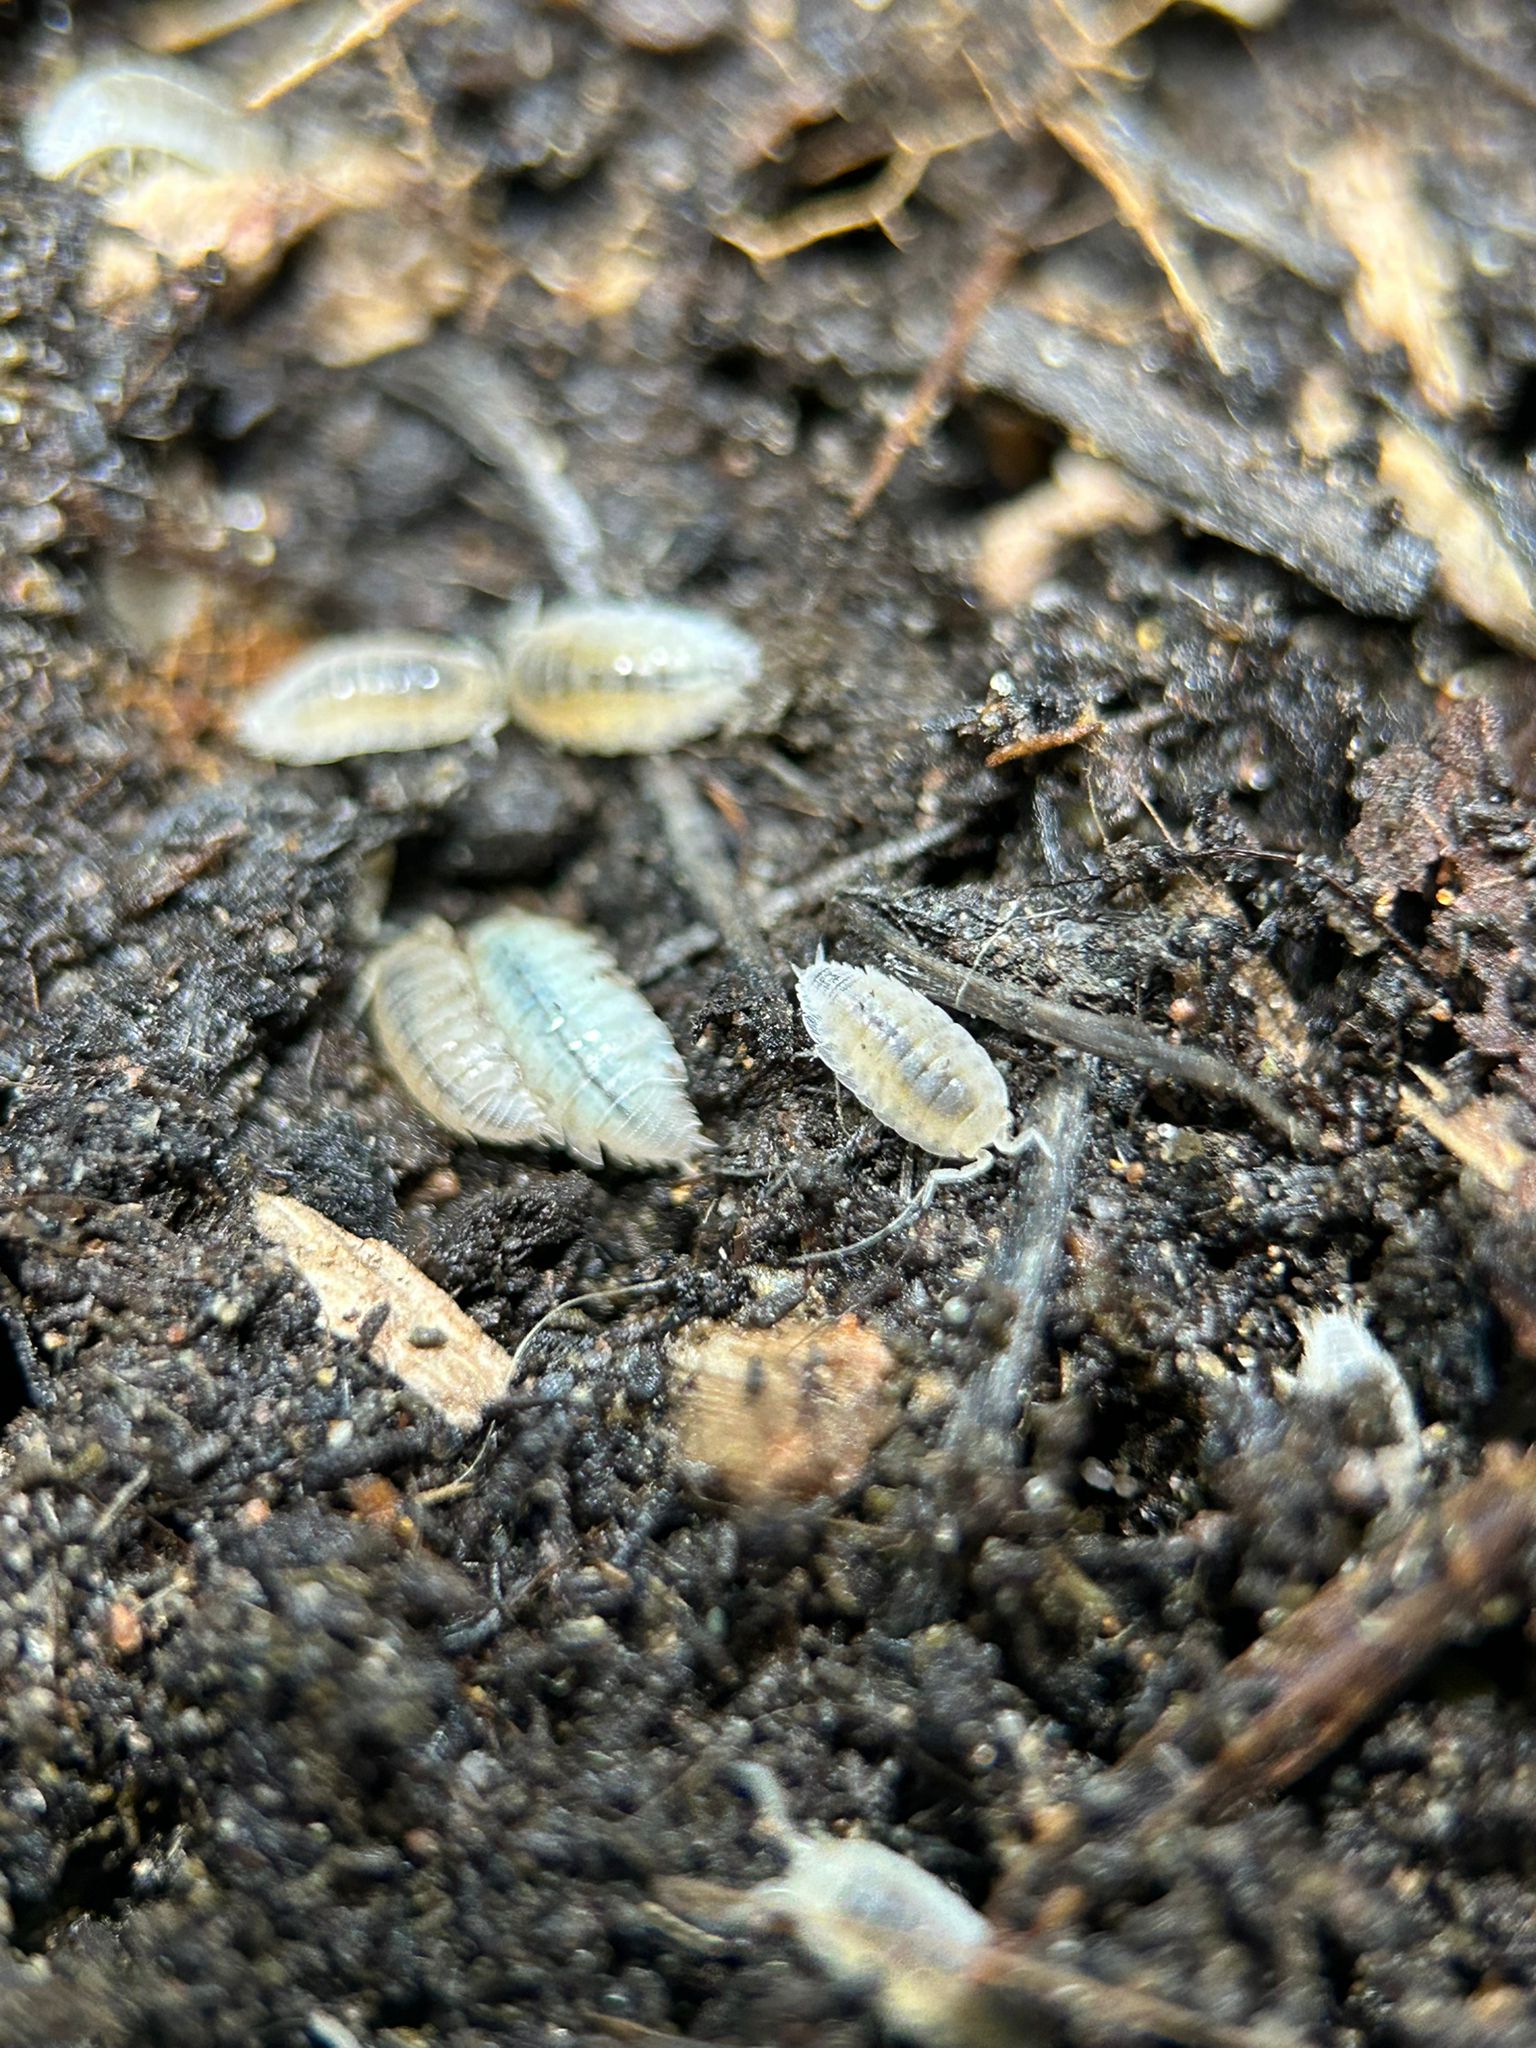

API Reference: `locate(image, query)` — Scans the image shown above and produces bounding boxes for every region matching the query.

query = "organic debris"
[251,1191,516,1426]
[1,0,1535,2041]
[669,1315,898,1506]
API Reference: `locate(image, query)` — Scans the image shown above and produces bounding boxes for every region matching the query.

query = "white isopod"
[464,907,711,1170]
[368,920,554,1148]
[794,956,1044,1260]
[656,1765,990,2042]
[236,632,509,765]
[498,598,760,755]
[23,54,282,183]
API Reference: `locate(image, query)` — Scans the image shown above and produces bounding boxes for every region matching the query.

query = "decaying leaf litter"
[2,0,1536,2041]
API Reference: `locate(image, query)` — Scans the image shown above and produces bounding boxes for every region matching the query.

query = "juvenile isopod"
[368,920,553,1148]
[464,907,710,1169]
[793,955,1044,1260]
[498,598,760,755]
[655,1765,990,2042]
[236,632,509,764]
[23,54,282,182]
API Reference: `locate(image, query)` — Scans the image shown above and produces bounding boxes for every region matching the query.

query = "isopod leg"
[997,1122,1056,1166]
[789,1153,997,1266]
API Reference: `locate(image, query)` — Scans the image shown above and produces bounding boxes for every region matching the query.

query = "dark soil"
[1,3,1535,2044]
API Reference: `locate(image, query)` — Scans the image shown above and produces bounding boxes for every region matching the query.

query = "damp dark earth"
[2,2,1536,2044]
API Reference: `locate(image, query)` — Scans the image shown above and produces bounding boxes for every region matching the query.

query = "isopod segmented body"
[23,55,282,182]
[236,632,508,764]
[795,959,1012,1161]
[499,599,760,755]
[656,1765,990,2041]
[368,920,553,1148]
[465,907,710,1168]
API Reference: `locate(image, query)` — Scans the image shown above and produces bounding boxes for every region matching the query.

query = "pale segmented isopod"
[793,955,1043,1260]
[22,55,282,182]
[498,598,760,755]
[236,632,509,764]
[656,1766,989,2041]
[464,907,710,1169]
[368,920,553,1148]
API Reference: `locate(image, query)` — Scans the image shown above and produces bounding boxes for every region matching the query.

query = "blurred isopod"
[368,920,553,1148]
[793,955,1044,1261]
[23,54,282,182]
[655,1765,990,2044]
[465,907,710,1169]
[668,1315,897,1507]
[236,632,508,764]
[498,598,760,755]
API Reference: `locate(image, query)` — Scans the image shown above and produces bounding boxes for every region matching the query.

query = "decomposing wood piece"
[1044,91,1238,372]
[1377,418,1536,656]
[943,1070,1093,1449]
[1311,134,1477,419]
[976,450,1163,609]
[1114,1444,1536,1831]
[636,756,789,1028]
[635,815,972,985]
[251,1191,515,1427]
[1401,1068,1533,1197]
[964,302,1437,619]
[1089,90,1349,291]
[376,337,607,600]
[842,906,1317,1152]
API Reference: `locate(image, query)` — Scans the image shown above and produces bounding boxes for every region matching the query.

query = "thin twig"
[943,1070,1094,1449]
[636,814,972,985]
[92,1464,151,1538]
[848,229,1024,522]
[989,1446,1536,1929]
[636,757,788,1024]
[1120,1443,1536,1831]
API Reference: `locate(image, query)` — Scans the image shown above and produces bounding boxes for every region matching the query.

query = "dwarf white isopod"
[236,632,508,765]
[368,920,554,1149]
[655,1765,990,2042]
[23,55,282,183]
[796,958,1012,1160]
[464,907,710,1169]
[793,956,1044,1261]
[498,598,760,755]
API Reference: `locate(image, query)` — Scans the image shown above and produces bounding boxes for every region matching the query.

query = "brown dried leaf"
[1348,701,1536,1104]
[252,1191,513,1427]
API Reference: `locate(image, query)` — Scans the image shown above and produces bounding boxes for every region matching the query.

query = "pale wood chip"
[252,1190,512,1426]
